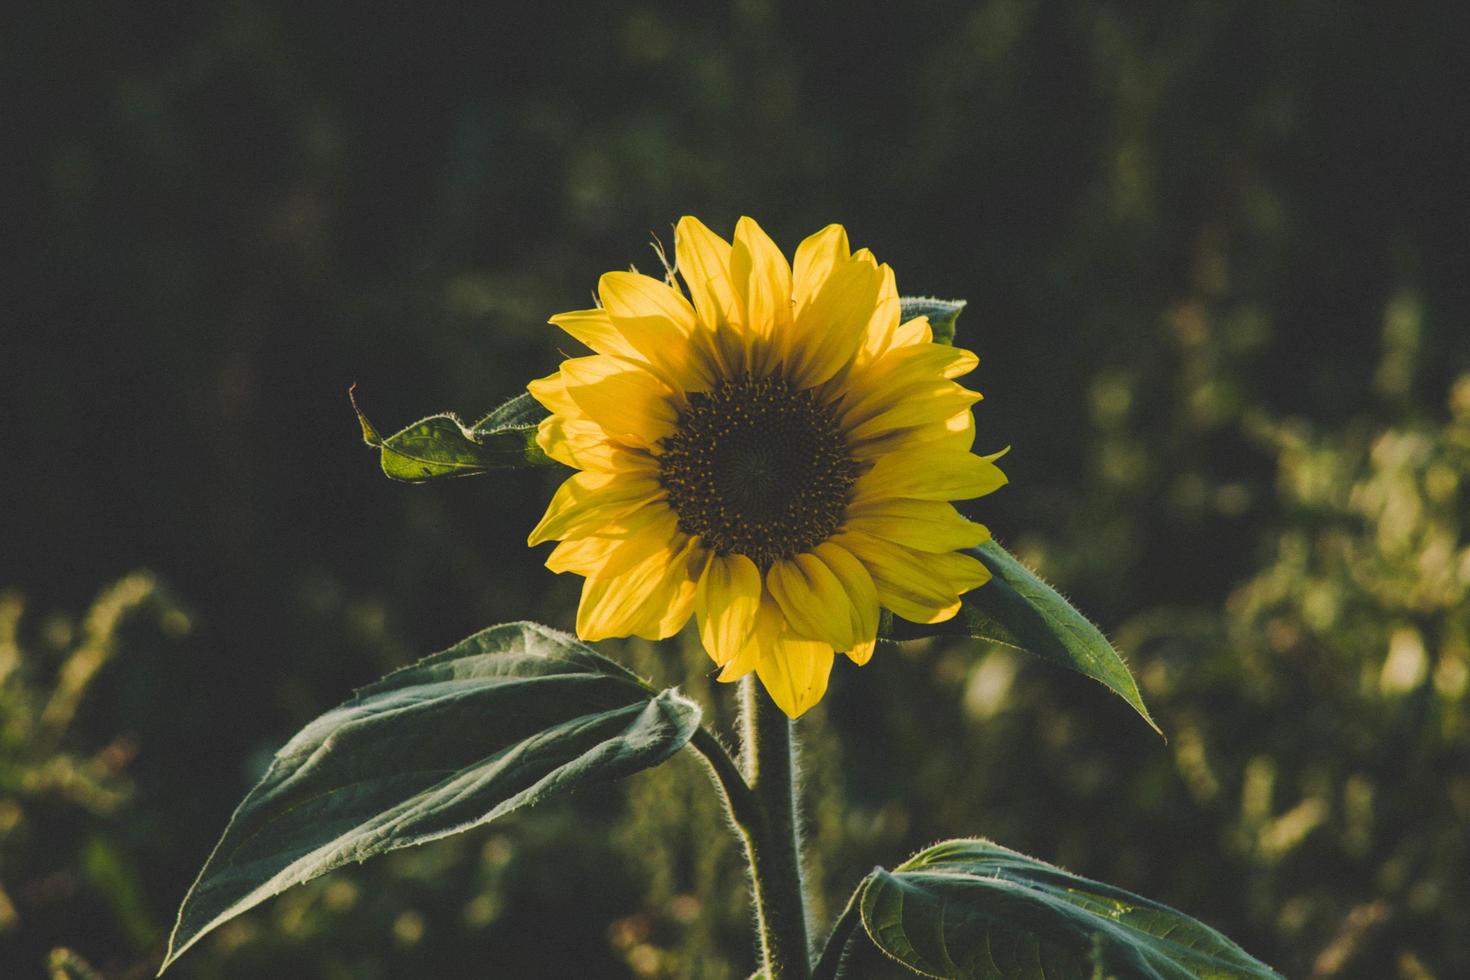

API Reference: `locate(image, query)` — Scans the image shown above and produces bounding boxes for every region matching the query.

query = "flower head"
[528,217,1006,716]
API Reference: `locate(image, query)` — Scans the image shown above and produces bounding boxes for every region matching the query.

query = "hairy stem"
[689,679,815,977]
[740,675,812,978]
[689,726,761,833]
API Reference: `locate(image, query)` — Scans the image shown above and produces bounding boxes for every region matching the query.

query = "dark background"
[4,2,1468,977]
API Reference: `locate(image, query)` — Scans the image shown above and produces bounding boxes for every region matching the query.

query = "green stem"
[689,679,815,978]
[740,676,812,979]
[689,726,760,833]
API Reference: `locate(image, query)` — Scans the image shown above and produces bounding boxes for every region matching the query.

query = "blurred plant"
[0,572,188,968]
[48,946,104,979]
[1142,371,1470,978]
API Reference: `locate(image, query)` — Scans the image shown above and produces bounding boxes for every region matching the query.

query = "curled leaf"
[351,386,553,482]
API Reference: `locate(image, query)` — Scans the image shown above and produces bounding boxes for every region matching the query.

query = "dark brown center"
[657,374,859,569]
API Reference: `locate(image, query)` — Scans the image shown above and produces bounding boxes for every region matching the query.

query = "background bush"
[4,2,1467,977]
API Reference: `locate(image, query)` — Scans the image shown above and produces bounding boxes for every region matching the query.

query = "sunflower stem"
[738,675,813,979]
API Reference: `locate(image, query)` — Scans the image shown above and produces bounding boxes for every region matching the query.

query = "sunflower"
[527,217,1006,717]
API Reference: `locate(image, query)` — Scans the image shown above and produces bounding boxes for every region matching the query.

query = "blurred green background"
[4,1,1468,977]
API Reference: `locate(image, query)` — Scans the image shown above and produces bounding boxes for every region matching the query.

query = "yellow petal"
[644,542,705,640]
[546,536,621,577]
[755,630,835,719]
[714,589,782,683]
[720,587,799,687]
[843,499,991,552]
[791,223,850,311]
[548,307,644,362]
[730,216,793,371]
[845,638,876,666]
[889,315,933,350]
[788,256,883,388]
[840,346,976,434]
[845,380,981,443]
[695,553,763,667]
[675,215,742,330]
[535,415,654,472]
[811,542,879,654]
[716,638,762,682]
[598,271,715,390]
[545,503,679,576]
[598,269,698,329]
[851,407,977,462]
[560,355,679,448]
[766,553,859,649]
[675,216,746,374]
[527,370,584,420]
[854,444,1008,502]
[842,342,980,427]
[528,470,663,545]
[725,591,834,715]
[835,529,990,624]
[531,374,654,471]
[856,263,902,364]
[577,536,700,641]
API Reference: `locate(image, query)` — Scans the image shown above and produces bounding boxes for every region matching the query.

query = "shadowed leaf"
[161,622,701,973]
[885,539,1160,736]
[859,839,1283,979]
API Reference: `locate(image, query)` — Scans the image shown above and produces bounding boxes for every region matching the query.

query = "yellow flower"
[528,217,1006,717]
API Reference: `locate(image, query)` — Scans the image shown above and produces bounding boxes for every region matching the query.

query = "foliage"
[161,623,701,970]
[857,839,1281,979]
[0,575,188,973]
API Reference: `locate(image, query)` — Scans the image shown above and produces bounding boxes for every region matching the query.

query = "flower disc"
[658,374,859,569]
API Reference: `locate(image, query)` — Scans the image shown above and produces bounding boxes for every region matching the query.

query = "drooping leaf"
[859,839,1283,980]
[351,386,553,482]
[899,296,967,346]
[885,539,1160,736]
[160,622,701,972]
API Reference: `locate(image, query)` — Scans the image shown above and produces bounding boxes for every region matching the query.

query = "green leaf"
[160,622,701,972]
[899,296,967,346]
[471,390,550,432]
[885,539,1160,737]
[350,386,554,482]
[859,839,1283,980]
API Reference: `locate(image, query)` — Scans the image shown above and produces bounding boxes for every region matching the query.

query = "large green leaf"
[858,839,1283,980]
[886,539,1159,736]
[351,386,553,481]
[899,296,967,346]
[160,622,701,972]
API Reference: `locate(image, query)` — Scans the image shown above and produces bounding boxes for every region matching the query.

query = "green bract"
[898,296,967,347]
